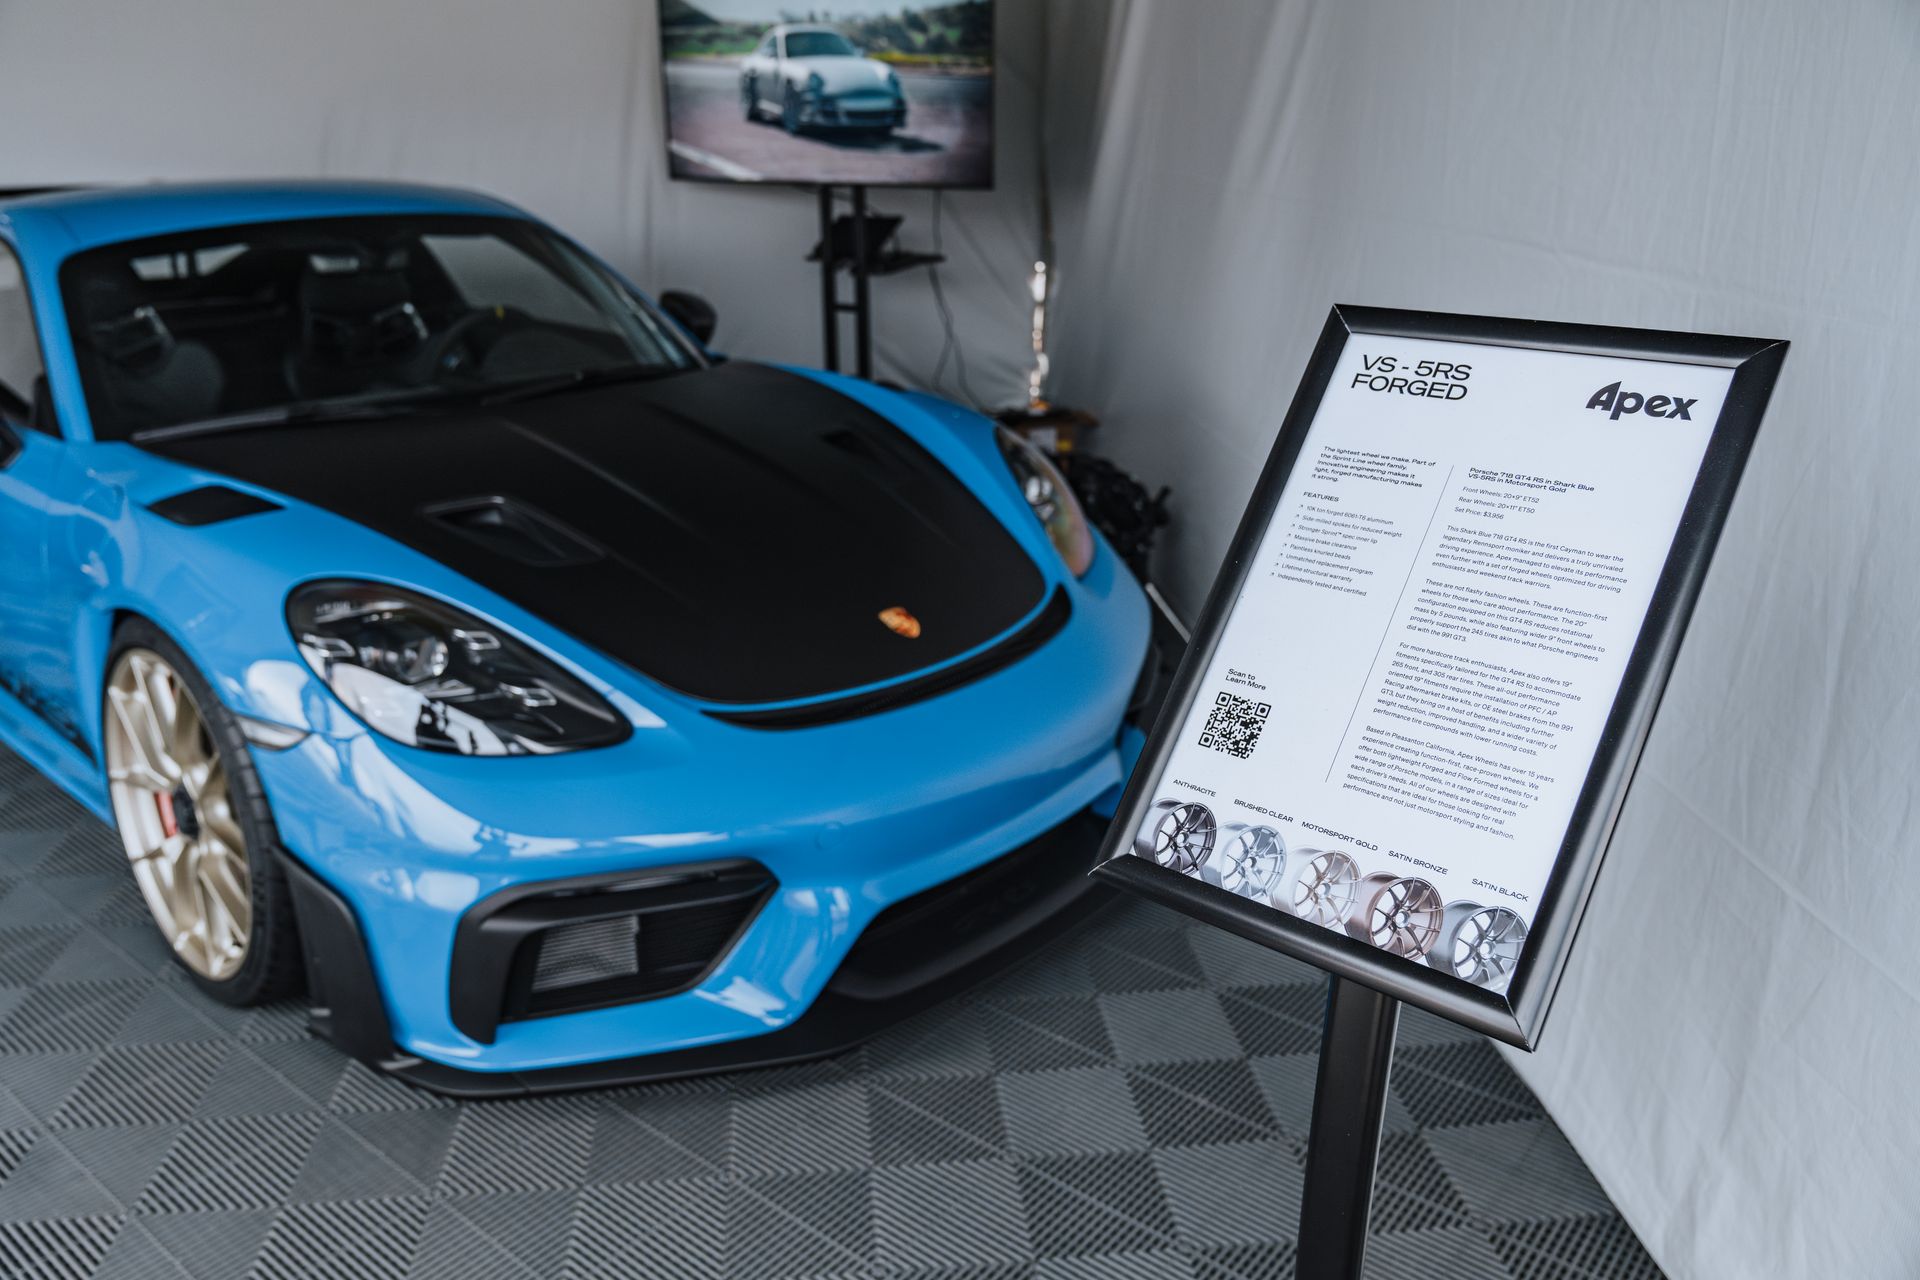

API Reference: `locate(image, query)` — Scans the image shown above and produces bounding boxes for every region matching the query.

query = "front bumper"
[801,91,906,129]
[252,533,1153,1084]
[281,811,1115,1097]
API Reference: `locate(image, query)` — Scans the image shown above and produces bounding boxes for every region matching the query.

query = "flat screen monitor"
[658,1,994,188]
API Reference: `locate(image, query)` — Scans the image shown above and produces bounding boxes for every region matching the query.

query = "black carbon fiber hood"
[143,362,1045,705]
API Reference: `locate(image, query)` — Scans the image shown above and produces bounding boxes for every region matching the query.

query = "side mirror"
[658,290,717,347]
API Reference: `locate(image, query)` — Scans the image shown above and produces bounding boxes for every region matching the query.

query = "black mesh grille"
[510,870,774,1023]
[450,861,777,1042]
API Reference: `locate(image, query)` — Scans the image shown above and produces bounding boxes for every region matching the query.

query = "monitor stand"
[810,185,944,380]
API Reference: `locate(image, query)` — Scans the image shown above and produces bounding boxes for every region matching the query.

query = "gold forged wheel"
[105,646,255,980]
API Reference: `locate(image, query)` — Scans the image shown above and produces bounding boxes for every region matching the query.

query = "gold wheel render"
[104,647,252,981]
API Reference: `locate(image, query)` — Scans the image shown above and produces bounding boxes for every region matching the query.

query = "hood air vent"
[425,496,604,568]
[147,485,282,527]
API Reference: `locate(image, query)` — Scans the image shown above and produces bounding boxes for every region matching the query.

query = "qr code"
[1198,691,1270,759]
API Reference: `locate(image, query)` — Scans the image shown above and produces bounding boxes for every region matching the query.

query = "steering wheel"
[416,306,536,380]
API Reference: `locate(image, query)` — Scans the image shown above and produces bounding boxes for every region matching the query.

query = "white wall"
[0,0,1044,406]
[1047,2,1920,1276]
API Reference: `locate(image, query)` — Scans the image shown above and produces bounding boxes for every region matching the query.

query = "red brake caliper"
[156,791,179,838]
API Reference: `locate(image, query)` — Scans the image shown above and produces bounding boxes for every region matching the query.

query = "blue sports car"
[0,181,1154,1094]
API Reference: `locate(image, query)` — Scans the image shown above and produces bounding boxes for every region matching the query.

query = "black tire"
[106,616,304,1005]
[742,76,761,122]
[782,85,802,134]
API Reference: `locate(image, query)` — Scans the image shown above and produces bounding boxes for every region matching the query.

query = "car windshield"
[61,214,699,440]
[784,31,858,58]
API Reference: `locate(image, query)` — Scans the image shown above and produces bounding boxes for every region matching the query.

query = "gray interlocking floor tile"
[1192,1239,1297,1279]
[1392,1042,1545,1131]
[997,1067,1150,1157]
[565,1179,726,1280]
[727,1168,872,1279]
[0,1135,124,1221]
[413,1190,573,1280]
[1363,1225,1514,1279]
[245,1194,430,1280]
[1488,1211,1664,1279]
[874,1159,1031,1270]
[1017,1151,1177,1258]
[0,1213,123,1280]
[1154,1139,1303,1249]
[1187,925,1320,992]
[0,745,1662,1279]
[134,1113,324,1214]
[730,1080,871,1175]
[871,1075,1005,1165]
[1216,982,1325,1059]
[1126,1060,1279,1149]
[437,1099,596,1196]
[978,998,1116,1074]
[1036,1249,1191,1279]
[1424,1119,1618,1226]
[865,1005,998,1081]
[1099,988,1242,1066]
[51,1043,226,1130]
[103,1210,274,1280]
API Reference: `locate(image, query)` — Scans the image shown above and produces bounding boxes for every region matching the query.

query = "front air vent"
[147,485,281,527]
[449,861,776,1043]
[424,495,604,568]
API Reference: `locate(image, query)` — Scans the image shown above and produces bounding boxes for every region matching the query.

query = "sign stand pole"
[1294,976,1401,1280]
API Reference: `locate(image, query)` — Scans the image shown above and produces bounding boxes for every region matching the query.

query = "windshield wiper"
[476,363,686,407]
[129,393,438,444]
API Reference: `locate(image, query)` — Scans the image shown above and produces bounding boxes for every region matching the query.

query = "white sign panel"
[1100,308,1785,1045]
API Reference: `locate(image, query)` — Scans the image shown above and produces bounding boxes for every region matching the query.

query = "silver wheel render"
[1205,822,1287,902]
[1134,798,1216,875]
[1433,901,1527,987]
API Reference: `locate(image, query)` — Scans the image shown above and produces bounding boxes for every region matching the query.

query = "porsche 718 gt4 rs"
[0,181,1154,1094]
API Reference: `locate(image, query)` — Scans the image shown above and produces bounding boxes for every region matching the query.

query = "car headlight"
[995,425,1095,577]
[807,72,825,94]
[287,581,630,756]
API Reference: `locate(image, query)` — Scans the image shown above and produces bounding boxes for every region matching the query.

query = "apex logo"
[1586,381,1695,421]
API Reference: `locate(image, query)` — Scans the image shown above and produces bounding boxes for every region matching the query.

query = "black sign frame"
[1093,305,1787,1049]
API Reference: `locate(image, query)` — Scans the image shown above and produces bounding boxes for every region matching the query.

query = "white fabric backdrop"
[4,1,1917,1275]
[1045,3,1920,1277]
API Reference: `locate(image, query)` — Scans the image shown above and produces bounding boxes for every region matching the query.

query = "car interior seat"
[286,261,428,400]
[80,275,227,432]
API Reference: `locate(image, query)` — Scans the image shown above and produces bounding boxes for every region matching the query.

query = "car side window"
[0,245,45,427]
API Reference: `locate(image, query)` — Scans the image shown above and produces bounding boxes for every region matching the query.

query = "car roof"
[770,23,842,36]
[0,180,528,260]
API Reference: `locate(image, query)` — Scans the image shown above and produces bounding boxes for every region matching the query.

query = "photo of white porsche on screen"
[659,0,993,187]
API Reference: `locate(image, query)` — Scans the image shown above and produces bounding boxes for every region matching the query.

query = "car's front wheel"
[742,75,761,121]
[103,619,303,1005]
[782,84,803,134]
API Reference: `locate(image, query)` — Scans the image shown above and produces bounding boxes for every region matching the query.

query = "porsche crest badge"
[877,606,922,639]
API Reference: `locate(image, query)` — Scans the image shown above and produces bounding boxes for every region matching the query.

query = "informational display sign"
[1096,307,1786,1047]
